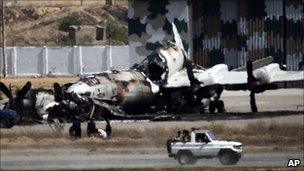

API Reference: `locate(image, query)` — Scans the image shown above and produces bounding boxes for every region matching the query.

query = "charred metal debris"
[1,23,303,126]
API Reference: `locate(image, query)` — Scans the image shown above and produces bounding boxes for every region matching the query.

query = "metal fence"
[0,46,135,77]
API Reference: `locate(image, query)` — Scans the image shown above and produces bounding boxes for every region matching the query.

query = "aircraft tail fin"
[172,22,188,59]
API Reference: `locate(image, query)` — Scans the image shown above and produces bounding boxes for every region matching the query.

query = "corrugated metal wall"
[285,0,304,70]
[192,0,303,70]
[128,0,190,60]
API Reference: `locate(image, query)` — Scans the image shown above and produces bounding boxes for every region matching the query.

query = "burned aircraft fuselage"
[68,70,156,113]
[62,39,207,116]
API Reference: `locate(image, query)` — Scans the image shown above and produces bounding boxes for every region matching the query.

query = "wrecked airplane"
[0,23,303,125]
[45,23,303,122]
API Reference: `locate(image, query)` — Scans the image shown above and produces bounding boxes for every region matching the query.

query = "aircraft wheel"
[216,100,225,113]
[209,101,216,113]
[69,122,81,139]
[69,125,76,138]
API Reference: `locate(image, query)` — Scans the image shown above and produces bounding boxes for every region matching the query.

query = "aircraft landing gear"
[216,100,225,113]
[209,100,226,114]
[207,84,225,114]
[69,121,81,139]
[87,120,97,137]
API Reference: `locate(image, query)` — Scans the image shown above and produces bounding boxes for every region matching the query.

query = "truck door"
[194,133,213,156]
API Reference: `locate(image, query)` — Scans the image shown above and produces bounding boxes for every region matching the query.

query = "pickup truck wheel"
[177,152,195,165]
[230,155,239,165]
[189,157,197,164]
[219,152,236,165]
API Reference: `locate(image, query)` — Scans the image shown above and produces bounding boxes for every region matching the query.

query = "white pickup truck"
[167,129,242,165]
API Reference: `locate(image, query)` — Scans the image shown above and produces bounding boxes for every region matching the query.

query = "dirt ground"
[0,84,303,169]
[1,114,303,157]
[3,3,127,46]
[221,89,304,112]
[0,77,78,90]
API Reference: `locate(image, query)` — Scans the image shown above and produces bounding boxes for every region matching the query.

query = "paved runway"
[1,153,303,170]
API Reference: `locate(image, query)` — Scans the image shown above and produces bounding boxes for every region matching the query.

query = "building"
[69,25,106,45]
[128,0,303,70]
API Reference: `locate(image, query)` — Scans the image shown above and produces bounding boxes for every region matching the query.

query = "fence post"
[12,46,17,76]
[43,46,48,75]
[1,0,7,77]
[78,46,83,75]
[107,45,112,70]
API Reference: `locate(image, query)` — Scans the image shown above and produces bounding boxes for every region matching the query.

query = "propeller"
[16,82,31,102]
[0,81,32,115]
[47,83,68,122]
[0,82,13,99]
[53,82,75,102]
[246,60,258,113]
[53,82,64,102]
[0,81,32,102]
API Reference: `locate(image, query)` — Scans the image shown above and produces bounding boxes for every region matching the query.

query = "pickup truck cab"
[167,129,242,165]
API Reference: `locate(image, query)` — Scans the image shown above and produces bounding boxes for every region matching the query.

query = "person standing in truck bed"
[182,130,190,142]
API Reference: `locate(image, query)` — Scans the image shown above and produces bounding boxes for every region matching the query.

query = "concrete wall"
[0,46,133,77]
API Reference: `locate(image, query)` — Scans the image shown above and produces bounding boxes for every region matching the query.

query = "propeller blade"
[16,81,32,101]
[53,82,63,102]
[0,82,13,99]
[247,60,258,112]
[250,91,258,113]
[246,60,256,84]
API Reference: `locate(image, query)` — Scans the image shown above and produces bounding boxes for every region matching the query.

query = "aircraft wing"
[212,63,303,90]
[165,63,303,90]
[267,69,304,89]
[214,68,304,84]
[213,71,248,85]
[269,70,303,82]
[165,64,248,88]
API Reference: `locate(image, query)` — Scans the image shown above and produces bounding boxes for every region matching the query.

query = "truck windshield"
[208,132,217,140]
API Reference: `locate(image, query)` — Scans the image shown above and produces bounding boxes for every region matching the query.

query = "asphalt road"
[221,89,303,112]
[1,153,303,170]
